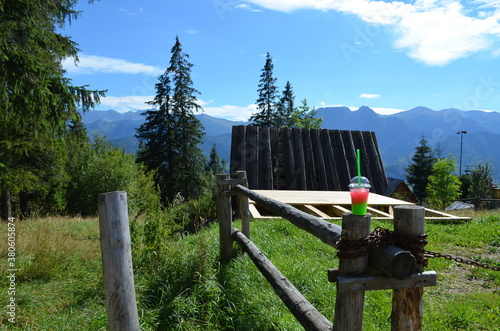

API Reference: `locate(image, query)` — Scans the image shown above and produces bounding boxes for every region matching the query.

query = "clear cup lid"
[348,176,371,189]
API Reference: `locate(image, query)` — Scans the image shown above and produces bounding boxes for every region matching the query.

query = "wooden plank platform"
[248,190,470,221]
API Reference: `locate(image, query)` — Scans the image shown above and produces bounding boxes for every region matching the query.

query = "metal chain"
[337,227,500,271]
[423,249,500,271]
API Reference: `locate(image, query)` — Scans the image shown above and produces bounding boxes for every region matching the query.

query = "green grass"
[0,211,499,330]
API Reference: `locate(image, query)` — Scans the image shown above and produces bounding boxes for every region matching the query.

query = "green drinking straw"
[357,149,361,188]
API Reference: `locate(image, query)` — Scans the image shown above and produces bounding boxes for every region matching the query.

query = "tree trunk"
[20,190,31,220]
[2,189,11,220]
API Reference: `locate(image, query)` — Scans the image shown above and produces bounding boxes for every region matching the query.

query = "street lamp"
[457,130,468,176]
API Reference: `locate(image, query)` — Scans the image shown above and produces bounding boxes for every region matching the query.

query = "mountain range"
[80,106,500,182]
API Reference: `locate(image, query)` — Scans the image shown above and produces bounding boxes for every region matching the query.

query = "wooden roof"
[248,190,470,221]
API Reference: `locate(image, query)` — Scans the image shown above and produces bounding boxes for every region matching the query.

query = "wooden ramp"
[248,190,470,221]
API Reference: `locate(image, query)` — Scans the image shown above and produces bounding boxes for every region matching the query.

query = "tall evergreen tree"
[276,81,295,127]
[405,135,436,204]
[250,52,278,126]
[136,36,206,204]
[206,144,226,175]
[0,0,105,218]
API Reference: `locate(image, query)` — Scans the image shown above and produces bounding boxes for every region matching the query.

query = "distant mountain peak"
[357,105,375,113]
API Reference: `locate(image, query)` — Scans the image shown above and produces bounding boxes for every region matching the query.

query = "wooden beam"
[232,228,332,331]
[98,191,140,331]
[217,174,233,263]
[391,206,426,331]
[366,206,392,218]
[333,213,371,331]
[336,271,437,292]
[233,184,342,249]
[302,204,331,218]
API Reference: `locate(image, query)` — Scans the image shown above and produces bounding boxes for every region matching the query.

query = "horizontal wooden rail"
[232,184,416,280]
[232,228,332,331]
[233,184,342,248]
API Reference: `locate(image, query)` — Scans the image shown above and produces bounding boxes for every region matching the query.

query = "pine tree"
[426,158,461,210]
[276,81,295,127]
[0,0,105,218]
[206,144,226,175]
[250,52,279,126]
[405,135,436,204]
[136,36,206,204]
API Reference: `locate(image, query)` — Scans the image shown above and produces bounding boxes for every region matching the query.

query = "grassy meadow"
[0,211,499,330]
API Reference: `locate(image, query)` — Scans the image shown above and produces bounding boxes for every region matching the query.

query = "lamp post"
[457,130,468,176]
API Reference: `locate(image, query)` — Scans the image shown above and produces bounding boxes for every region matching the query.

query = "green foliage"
[406,135,436,204]
[206,144,226,175]
[66,135,158,216]
[291,98,323,129]
[426,157,462,210]
[250,52,279,127]
[1,213,499,329]
[137,36,206,205]
[275,81,295,127]
[250,55,322,129]
[0,0,105,217]
[468,162,494,199]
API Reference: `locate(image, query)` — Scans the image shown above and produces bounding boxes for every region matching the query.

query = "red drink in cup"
[348,176,371,215]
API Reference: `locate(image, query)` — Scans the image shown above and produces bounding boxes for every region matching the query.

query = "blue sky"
[62,0,500,120]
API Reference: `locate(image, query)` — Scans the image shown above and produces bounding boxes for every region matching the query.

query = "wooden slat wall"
[230,126,389,195]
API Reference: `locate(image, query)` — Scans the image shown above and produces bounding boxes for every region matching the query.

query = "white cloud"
[246,0,500,65]
[203,104,257,121]
[62,54,163,75]
[371,107,406,115]
[235,4,262,12]
[359,93,381,99]
[98,96,255,121]
[99,95,153,111]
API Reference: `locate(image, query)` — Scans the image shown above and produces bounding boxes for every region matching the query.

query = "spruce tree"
[250,52,278,126]
[206,144,226,175]
[0,0,105,218]
[405,135,436,204]
[276,81,295,127]
[136,37,206,204]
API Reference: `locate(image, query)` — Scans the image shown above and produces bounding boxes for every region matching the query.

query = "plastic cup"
[348,176,371,215]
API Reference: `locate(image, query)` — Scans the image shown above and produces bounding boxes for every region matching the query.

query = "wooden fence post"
[235,171,251,239]
[391,205,425,331]
[98,191,140,331]
[217,174,233,262]
[333,213,371,331]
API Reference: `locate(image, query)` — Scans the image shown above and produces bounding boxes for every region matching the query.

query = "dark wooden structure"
[230,126,389,195]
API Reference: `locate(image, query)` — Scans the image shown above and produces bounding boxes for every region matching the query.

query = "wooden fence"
[218,171,437,330]
[230,126,389,195]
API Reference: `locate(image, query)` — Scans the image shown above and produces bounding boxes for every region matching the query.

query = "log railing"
[217,171,437,331]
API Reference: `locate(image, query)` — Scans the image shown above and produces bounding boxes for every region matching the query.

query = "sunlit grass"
[0,210,498,329]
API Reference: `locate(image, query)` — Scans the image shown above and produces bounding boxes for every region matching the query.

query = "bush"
[66,135,160,217]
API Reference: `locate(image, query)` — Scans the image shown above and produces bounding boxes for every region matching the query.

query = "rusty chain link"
[423,249,500,271]
[337,227,500,271]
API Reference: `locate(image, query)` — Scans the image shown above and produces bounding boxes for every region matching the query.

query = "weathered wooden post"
[333,212,371,331]
[391,205,426,331]
[217,173,233,262]
[98,191,140,331]
[235,170,250,239]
